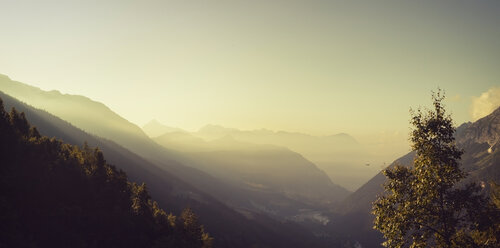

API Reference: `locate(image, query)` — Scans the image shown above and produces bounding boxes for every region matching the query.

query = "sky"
[1,0,499,140]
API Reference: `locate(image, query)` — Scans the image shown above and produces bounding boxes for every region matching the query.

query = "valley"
[2,73,498,247]
[1,2,499,247]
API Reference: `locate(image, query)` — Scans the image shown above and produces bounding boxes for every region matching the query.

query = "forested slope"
[0,98,211,248]
[0,91,338,247]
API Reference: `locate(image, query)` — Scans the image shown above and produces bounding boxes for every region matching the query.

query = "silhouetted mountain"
[0,97,211,248]
[143,118,386,191]
[0,78,344,247]
[153,131,210,152]
[143,119,187,138]
[0,75,348,212]
[0,74,183,167]
[0,74,147,141]
[193,124,380,190]
[334,106,500,247]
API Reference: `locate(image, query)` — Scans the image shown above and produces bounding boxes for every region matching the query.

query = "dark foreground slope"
[0,91,340,247]
[334,107,500,247]
[0,99,210,248]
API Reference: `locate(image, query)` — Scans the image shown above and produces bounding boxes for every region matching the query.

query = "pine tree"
[492,183,500,209]
[180,207,203,240]
[177,207,213,248]
[372,91,492,248]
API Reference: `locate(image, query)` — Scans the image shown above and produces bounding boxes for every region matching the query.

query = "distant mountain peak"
[145,119,164,126]
[198,124,239,134]
[142,119,185,137]
[143,119,164,129]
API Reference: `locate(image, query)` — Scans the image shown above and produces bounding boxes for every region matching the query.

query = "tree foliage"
[372,91,499,248]
[0,98,212,248]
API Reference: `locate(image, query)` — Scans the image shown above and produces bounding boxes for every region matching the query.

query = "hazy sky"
[1,0,499,137]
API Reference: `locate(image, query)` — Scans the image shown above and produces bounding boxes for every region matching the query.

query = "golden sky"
[1,0,499,137]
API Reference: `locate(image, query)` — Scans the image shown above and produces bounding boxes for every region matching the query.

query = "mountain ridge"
[0,75,347,247]
[148,121,378,191]
[0,90,341,248]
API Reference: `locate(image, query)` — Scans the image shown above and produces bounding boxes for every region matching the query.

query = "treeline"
[0,98,213,248]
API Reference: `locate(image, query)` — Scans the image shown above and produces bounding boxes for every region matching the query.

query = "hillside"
[154,132,350,211]
[335,106,500,247]
[0,89,340,247]
[0,75,348,215]
[0,98,210,248]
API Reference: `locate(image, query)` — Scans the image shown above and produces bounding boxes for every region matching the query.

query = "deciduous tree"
[373,91,493,248]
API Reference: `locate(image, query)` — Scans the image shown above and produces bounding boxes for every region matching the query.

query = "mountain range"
[0,74,346,247]
[1,73,499,248]
[145,121,384,191]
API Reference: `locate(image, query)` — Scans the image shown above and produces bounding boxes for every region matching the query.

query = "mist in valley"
[1,1,500,247]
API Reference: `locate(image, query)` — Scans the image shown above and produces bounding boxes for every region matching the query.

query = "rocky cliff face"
[458,107,500,185]
[457,107,500,153]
